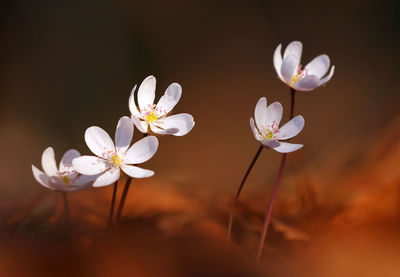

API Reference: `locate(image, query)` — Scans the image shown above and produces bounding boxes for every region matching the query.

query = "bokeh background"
[1,0,399,276]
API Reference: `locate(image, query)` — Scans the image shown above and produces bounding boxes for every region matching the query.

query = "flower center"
[140,104,167,123]
[291,64,308,85]
[57,168,77,187]
[111,153,122,167]
[259,121,280,140]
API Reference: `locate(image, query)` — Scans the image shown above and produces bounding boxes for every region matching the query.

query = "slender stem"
[256,88,296,261]
[107,181,118,227]
[116,177,132,223]
[227,145,264,245]
[256,154,287,261]
[62,192,70,222]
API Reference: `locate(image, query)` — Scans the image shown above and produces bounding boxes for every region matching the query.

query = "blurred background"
[1,0,399,276]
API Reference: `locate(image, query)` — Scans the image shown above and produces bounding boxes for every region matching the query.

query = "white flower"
[32,147,95,192]
[273,41,335,91]
[250,97,305,153]
[72,116,159,187]
[129,75,195,136]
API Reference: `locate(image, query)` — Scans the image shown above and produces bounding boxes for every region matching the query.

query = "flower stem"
[256,88,296,261]
[107,181,118,227]
[227,144,264,245]
[62,192,70,222]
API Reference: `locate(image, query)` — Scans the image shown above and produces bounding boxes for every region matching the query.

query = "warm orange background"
[1,1,399,276]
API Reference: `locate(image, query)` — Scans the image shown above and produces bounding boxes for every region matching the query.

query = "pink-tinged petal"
[266,102,283,127]
[137,76,156,111]
[283,41,303,60]
[32,165,50,188]
[72,156,110,175]
[261,140,280,148]
[273,44,283,79]
[156,83,182,114]
[124,136,159,165]
[157,113,195,136]
[115,116,133,154]
[305,54,330,78]
[85,126,115,158]
[41,147,58,176]
[272,142,303,153]
[59,149,80,172]
[320,65,335,86]
[254,97,268,130]
[121,164,154,178]
[131,115,148,134]
[128,85,142,118]
[276,115,305,140]
[150,124,179,135]
[280,54,300,84]
[92,168,120,188]
[250,117,262,141]
[293,75,320,91]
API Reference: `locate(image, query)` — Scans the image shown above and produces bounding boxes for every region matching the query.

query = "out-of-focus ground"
[1,0,400,276]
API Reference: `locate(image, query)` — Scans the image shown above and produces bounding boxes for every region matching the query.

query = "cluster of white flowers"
[32,76,195,191]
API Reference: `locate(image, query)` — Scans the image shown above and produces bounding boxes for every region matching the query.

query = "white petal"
[121,164,154,178]
[59,149,80,172]
[72,156,110,175]
[273,44,283,79]
[280,54,300,84]
[305,54,330,78]
[250,117,262,141]
[138,75,156,111]
[266,102,283,127]
[128,85,142,118]
[92,168,120,188]
[320,65,335,86]
[32,165,50,188]
[115,116,133,154]
[157,113,195,136]
[41,147,58,176]
[85,126,115,158]
[283,41,303,60]
[150,123,179,135]
[273,142,303,153]
[261,139,280,148]
[131,115,148,133]
[293,75,320,92]
[69,174,98,191]
[254,97,268,130]
[156,83,182,114]
[124,136,159,164]
[276,115,305,140]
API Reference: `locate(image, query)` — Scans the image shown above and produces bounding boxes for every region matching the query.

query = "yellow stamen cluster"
[111,153,122,167]
[61,175,70,185]
[146,111,158,123]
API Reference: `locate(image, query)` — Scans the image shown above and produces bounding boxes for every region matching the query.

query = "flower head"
[72,116,159,187]
[129,76,195,136]
[273,41,335,91]
[250,97,305,153]
[32,147,95,192]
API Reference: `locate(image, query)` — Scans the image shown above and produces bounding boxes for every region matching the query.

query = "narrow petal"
[283,41,303,60]
[320,66,335,86]
[124,136,159,164]
[273,142,303,153]
[59,149,80,172]
[121,164,154,178]
[273,44,283,79]
[131,115,148,133]
[92,168,120,188]
[254,97,268,130]
[294,75,320,91]
[157,113,195,136]
[41,147,58,176]
[156,83,182,114]
[85,126,115,158]
[266,102,283,127]
[32,165,50,188]
[276,115,305,140]
[250,117,262,141]
[261,139,280,148]
[115,116,133,154]
[72,156,110,175]
[128,85,142,118]
[138,75,156,111]
[305,54,330,78]
[150,124,179,135]
[280,54,300,84]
